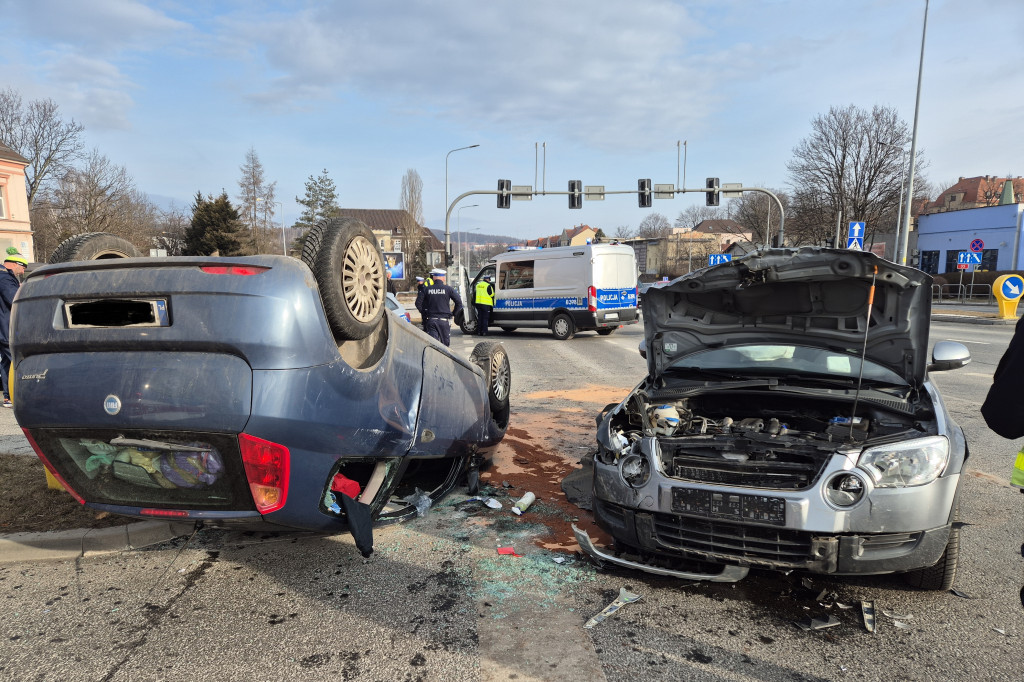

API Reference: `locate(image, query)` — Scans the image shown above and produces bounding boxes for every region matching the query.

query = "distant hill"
[430,229,521,245]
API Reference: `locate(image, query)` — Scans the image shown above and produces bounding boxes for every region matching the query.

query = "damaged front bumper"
[573,524,750,582]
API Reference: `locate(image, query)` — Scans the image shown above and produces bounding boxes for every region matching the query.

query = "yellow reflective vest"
[475,280,494,306]
[1013,447,1024,489]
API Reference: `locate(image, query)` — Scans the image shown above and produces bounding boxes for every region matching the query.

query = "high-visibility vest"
[475,280,494,306]
[1013,447,1024,489]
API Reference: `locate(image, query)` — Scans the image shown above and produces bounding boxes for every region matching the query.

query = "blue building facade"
[916,203,1024,274]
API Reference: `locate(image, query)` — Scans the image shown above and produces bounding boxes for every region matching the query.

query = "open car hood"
[643,247,932,387]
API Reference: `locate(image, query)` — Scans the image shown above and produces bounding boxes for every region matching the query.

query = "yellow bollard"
[993,274,1024,319]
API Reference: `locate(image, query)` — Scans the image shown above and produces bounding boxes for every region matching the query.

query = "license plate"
[605,312,619,320]
[672,488,786,525]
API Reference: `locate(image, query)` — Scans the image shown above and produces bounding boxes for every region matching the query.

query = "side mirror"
[638,339,647,359]
[928,341,971,372]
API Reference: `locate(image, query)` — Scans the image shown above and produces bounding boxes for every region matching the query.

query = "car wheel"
[500,327,517,334]
[470,341,511,432]
[551,313,575,341]
[596,328,615,336]
[458,310,478,335]
[48,233,141,263]
[904,516,960,591]
[302,217,386,341]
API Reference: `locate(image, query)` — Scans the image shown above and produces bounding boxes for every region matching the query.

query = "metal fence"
[932,283,993,304]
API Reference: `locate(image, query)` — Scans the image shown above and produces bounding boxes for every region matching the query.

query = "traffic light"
[445,250,453,266]
[497,179,511,209]
[638,179,652,208]
[705,178,720,206]
[568,180,582,209]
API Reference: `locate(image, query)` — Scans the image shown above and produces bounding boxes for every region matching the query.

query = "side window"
[477,266,496,288]
[500,260,535,290]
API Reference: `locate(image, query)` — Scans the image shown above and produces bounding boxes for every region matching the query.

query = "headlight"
[619,453,651,488]
[857,435,949,487]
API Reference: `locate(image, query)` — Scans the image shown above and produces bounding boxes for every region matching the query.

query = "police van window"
[478,266,496,286]
[501,261,534,290]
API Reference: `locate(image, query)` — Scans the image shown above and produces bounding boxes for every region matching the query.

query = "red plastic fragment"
[330,473,361,500]
[497,546,522,557]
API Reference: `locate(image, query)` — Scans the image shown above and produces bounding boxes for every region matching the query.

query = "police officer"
[474,275,494,336]
[415,268,463,346]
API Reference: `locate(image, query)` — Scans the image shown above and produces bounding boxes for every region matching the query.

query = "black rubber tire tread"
[470,341,511,431]
[500,327,517,333]
[302,217,386,341]
[48,232,141,263]
[551,313,575,341]
[596,328,615,336]
[903,518,960,591]
[459,313,477,335]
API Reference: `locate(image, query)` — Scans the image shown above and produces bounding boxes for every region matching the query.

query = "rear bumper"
[572,308,639,330]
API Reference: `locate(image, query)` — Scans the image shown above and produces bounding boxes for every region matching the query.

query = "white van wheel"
[551,313,575,341]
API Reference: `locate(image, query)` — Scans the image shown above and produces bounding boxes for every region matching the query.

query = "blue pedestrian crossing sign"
[708,254,732,266]
[847,221,865,250]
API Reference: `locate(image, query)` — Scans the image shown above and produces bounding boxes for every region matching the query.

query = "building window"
[379,239,386,249]
[943,250,960,273]
[394,240,402,251]
[0,185,6,219]
[981,248,999,271]
[919,250,939,274]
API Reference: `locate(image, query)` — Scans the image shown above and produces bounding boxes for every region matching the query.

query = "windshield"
[666,344,906,385]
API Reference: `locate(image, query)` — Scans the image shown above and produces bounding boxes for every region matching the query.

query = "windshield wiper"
[664,366,751,381]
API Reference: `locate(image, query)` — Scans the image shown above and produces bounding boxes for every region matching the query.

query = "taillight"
[239,434,290,514]
[23,428,85,505]
[140,508,190,518]
[200,265,270,276]
[587,285,597,313]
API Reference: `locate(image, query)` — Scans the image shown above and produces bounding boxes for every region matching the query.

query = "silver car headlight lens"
[857,435,949,487]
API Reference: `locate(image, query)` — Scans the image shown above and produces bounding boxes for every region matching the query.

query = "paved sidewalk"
[1,303,1017,564]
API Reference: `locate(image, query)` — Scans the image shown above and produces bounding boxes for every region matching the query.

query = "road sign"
[584,185,604,200]
[957,251,982,265]
[708,254,732,266]
[721,183,742,198]
[848,221,865,239]
[511,185,532,201]
[847,236,863,250]
[970,238,984,252]
[956,263,969,270]
[1000,275,1024,300]
[654,183,675,199]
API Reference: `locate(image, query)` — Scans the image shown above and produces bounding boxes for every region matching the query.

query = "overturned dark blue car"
[11,219,510,541]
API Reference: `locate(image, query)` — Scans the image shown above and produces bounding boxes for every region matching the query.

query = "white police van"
[457,243,639,340]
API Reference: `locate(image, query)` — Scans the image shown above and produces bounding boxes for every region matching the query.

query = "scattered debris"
[511,491,536,516]
[881,610,913,620]
[894,621,912,630]
[949,588,973,599]
[835,602,854,610]
[992,628,1011,636]
[795,615,841,631]
[861,601,876,633]
[484,498,503,510]
[801,578,814,590]
[497,546,522,557]
[584,587,642,629]
[407,488,432,517]
[815,589,828,602]
[501,481,513,489]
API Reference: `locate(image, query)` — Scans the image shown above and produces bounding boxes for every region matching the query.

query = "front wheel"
[500,327,517,334]
[551,313,575,341]
[458,311,478,335]
[903,519,960,591]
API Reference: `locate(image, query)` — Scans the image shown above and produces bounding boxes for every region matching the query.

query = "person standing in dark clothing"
[0,250,27,407]
[474,275,494,336]
[415,268,463,346]
[386,270,397,295]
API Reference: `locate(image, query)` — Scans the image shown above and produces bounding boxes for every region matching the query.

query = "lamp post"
[900,0,929,266]
[464,227,480,274]
[256,197,286,255]
[457,204,478,272]
[880,141,908,262]
[445,144,479,269]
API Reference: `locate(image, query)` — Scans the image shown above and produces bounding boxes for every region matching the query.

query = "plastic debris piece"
[511,491,536,516]
[992,628,1009,636]
[801,578,814,589]
[815,589,828,602]
[835,602,853,610]
[894,621,912,629]
[484,498,502,509]
[497,546,522,557]
[501,481,512,488]
[861,601,876,633]
[881,610,913,620]
[949,588,973,599]
[407,488,432,517]
[795,615,840,631]
[584,587,642,628]
[324,491,342,514]
[552,556,567,564]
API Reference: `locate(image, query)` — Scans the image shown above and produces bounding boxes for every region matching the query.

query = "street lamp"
[445,144,479,268]
[457,204,478,272]
[880,141,908,262]
[464,228,480,274]
[900,0,929,266]
[256,197,287,255]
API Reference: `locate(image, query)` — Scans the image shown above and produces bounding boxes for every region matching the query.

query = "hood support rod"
[848,265,878,442]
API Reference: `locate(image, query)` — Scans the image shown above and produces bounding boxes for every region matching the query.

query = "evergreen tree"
[294,169,340,232]
[184,190,247,256]
[410,239,429,283]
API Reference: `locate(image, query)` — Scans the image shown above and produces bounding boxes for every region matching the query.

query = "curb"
[932,314,1017,325]
[0,520,192,564]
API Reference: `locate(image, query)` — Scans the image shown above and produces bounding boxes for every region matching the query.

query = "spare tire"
[48,233,141,263]
[302,217,386,341]
[470,341,511,437]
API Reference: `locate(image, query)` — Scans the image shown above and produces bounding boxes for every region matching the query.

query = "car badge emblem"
[104,394,122,415]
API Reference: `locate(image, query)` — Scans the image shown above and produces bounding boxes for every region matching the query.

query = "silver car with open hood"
[578,247,970,589]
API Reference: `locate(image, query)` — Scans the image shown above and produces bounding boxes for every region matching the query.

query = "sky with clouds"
[3,0,1023,244]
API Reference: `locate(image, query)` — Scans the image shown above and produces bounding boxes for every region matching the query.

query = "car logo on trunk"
[104,395,122,415]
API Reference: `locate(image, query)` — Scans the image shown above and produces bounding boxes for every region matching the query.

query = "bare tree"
[399,168,425,270]
[674,205,723,231]
[237,146,277,253]
[635,212,671,239]
[730,189,790,246]
[787,104,928,247]
[0,88,85,206]
[613,224,634,239]
[153,207,191,256]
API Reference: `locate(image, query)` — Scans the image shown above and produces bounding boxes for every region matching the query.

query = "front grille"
[672,455,822,489]
[652,512,814,566]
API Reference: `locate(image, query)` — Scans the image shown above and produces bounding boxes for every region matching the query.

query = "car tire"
[596,328,615,336]
[302,217,386,341]
[470,341,511,432]
[551,313,575,341]
[500,327,517,334]
[48,232,141,263]
[903,517,960,591]
[458,309,478,335]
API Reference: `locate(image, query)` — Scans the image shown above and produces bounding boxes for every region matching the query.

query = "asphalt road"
[1,319,1021,681]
